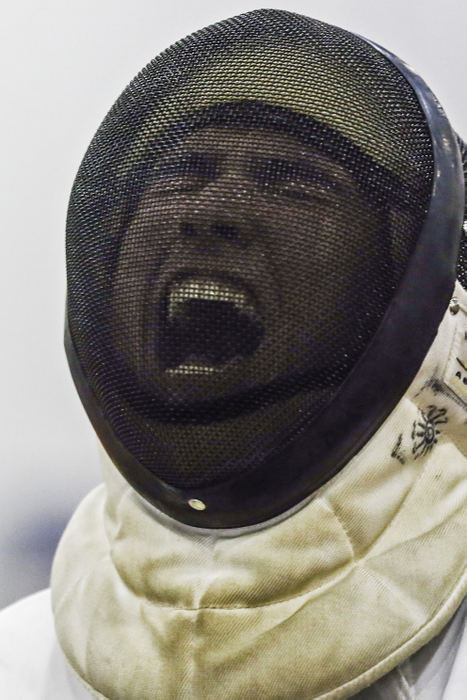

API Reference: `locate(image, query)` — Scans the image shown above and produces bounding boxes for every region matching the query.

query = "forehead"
[177,125,325,160]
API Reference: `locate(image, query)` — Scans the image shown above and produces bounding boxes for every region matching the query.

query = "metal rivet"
[449,298,460,315]
[463,220,467,235]
[188,498,206,511]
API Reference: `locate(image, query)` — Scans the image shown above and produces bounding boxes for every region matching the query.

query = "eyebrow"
[154,152,219,177]
[248,156,348,191]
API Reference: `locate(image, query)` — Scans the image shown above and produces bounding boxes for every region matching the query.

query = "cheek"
[109,210,178,369]
[269,199,379,323]
[117,193,186,276]
[269,201,345,285]
[131,186,192,238]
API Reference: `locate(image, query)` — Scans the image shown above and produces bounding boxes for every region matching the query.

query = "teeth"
[168,277,255,319]
[166,363,221,375]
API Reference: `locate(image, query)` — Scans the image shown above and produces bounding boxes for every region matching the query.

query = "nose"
[179,166,255,249]
[180,221,240,243]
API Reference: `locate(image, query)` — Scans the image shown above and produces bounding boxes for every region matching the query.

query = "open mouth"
[158,274,264,375]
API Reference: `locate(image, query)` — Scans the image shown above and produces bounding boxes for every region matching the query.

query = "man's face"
[112,124,381,403]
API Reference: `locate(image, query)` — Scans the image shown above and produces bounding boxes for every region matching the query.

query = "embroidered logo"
[443,322,467,405]
[455,357,467,385]
[411,405,448,459]
[391,433,406,464]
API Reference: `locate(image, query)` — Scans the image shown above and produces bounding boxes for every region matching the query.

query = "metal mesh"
[457,138,467,290]
[66,9,436,489]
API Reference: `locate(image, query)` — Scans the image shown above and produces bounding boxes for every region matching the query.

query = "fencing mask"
[65,9,465,530]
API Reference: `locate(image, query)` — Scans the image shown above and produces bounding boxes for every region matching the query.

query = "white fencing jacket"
[0,589,465,699]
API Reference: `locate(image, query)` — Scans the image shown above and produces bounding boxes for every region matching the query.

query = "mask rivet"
[188,498,206,511]
[449,298,460,315]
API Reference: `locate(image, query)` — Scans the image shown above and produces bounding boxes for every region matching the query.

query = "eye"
[250,157,347,200]
[279,173,342,200]
[152,153,218,195]
[250,158,291,188]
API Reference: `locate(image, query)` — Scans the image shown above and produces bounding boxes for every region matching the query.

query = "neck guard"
[51,282,467,699]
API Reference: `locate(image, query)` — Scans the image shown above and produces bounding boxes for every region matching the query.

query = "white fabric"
[443,602,467,699]
[353,597,467,699]
[49,281,467,699]
[0,589,86,699]
[0,590,465,699]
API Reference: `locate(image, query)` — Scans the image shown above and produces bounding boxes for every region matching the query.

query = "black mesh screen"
[66,9,436,489]
[457,138,467,290]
